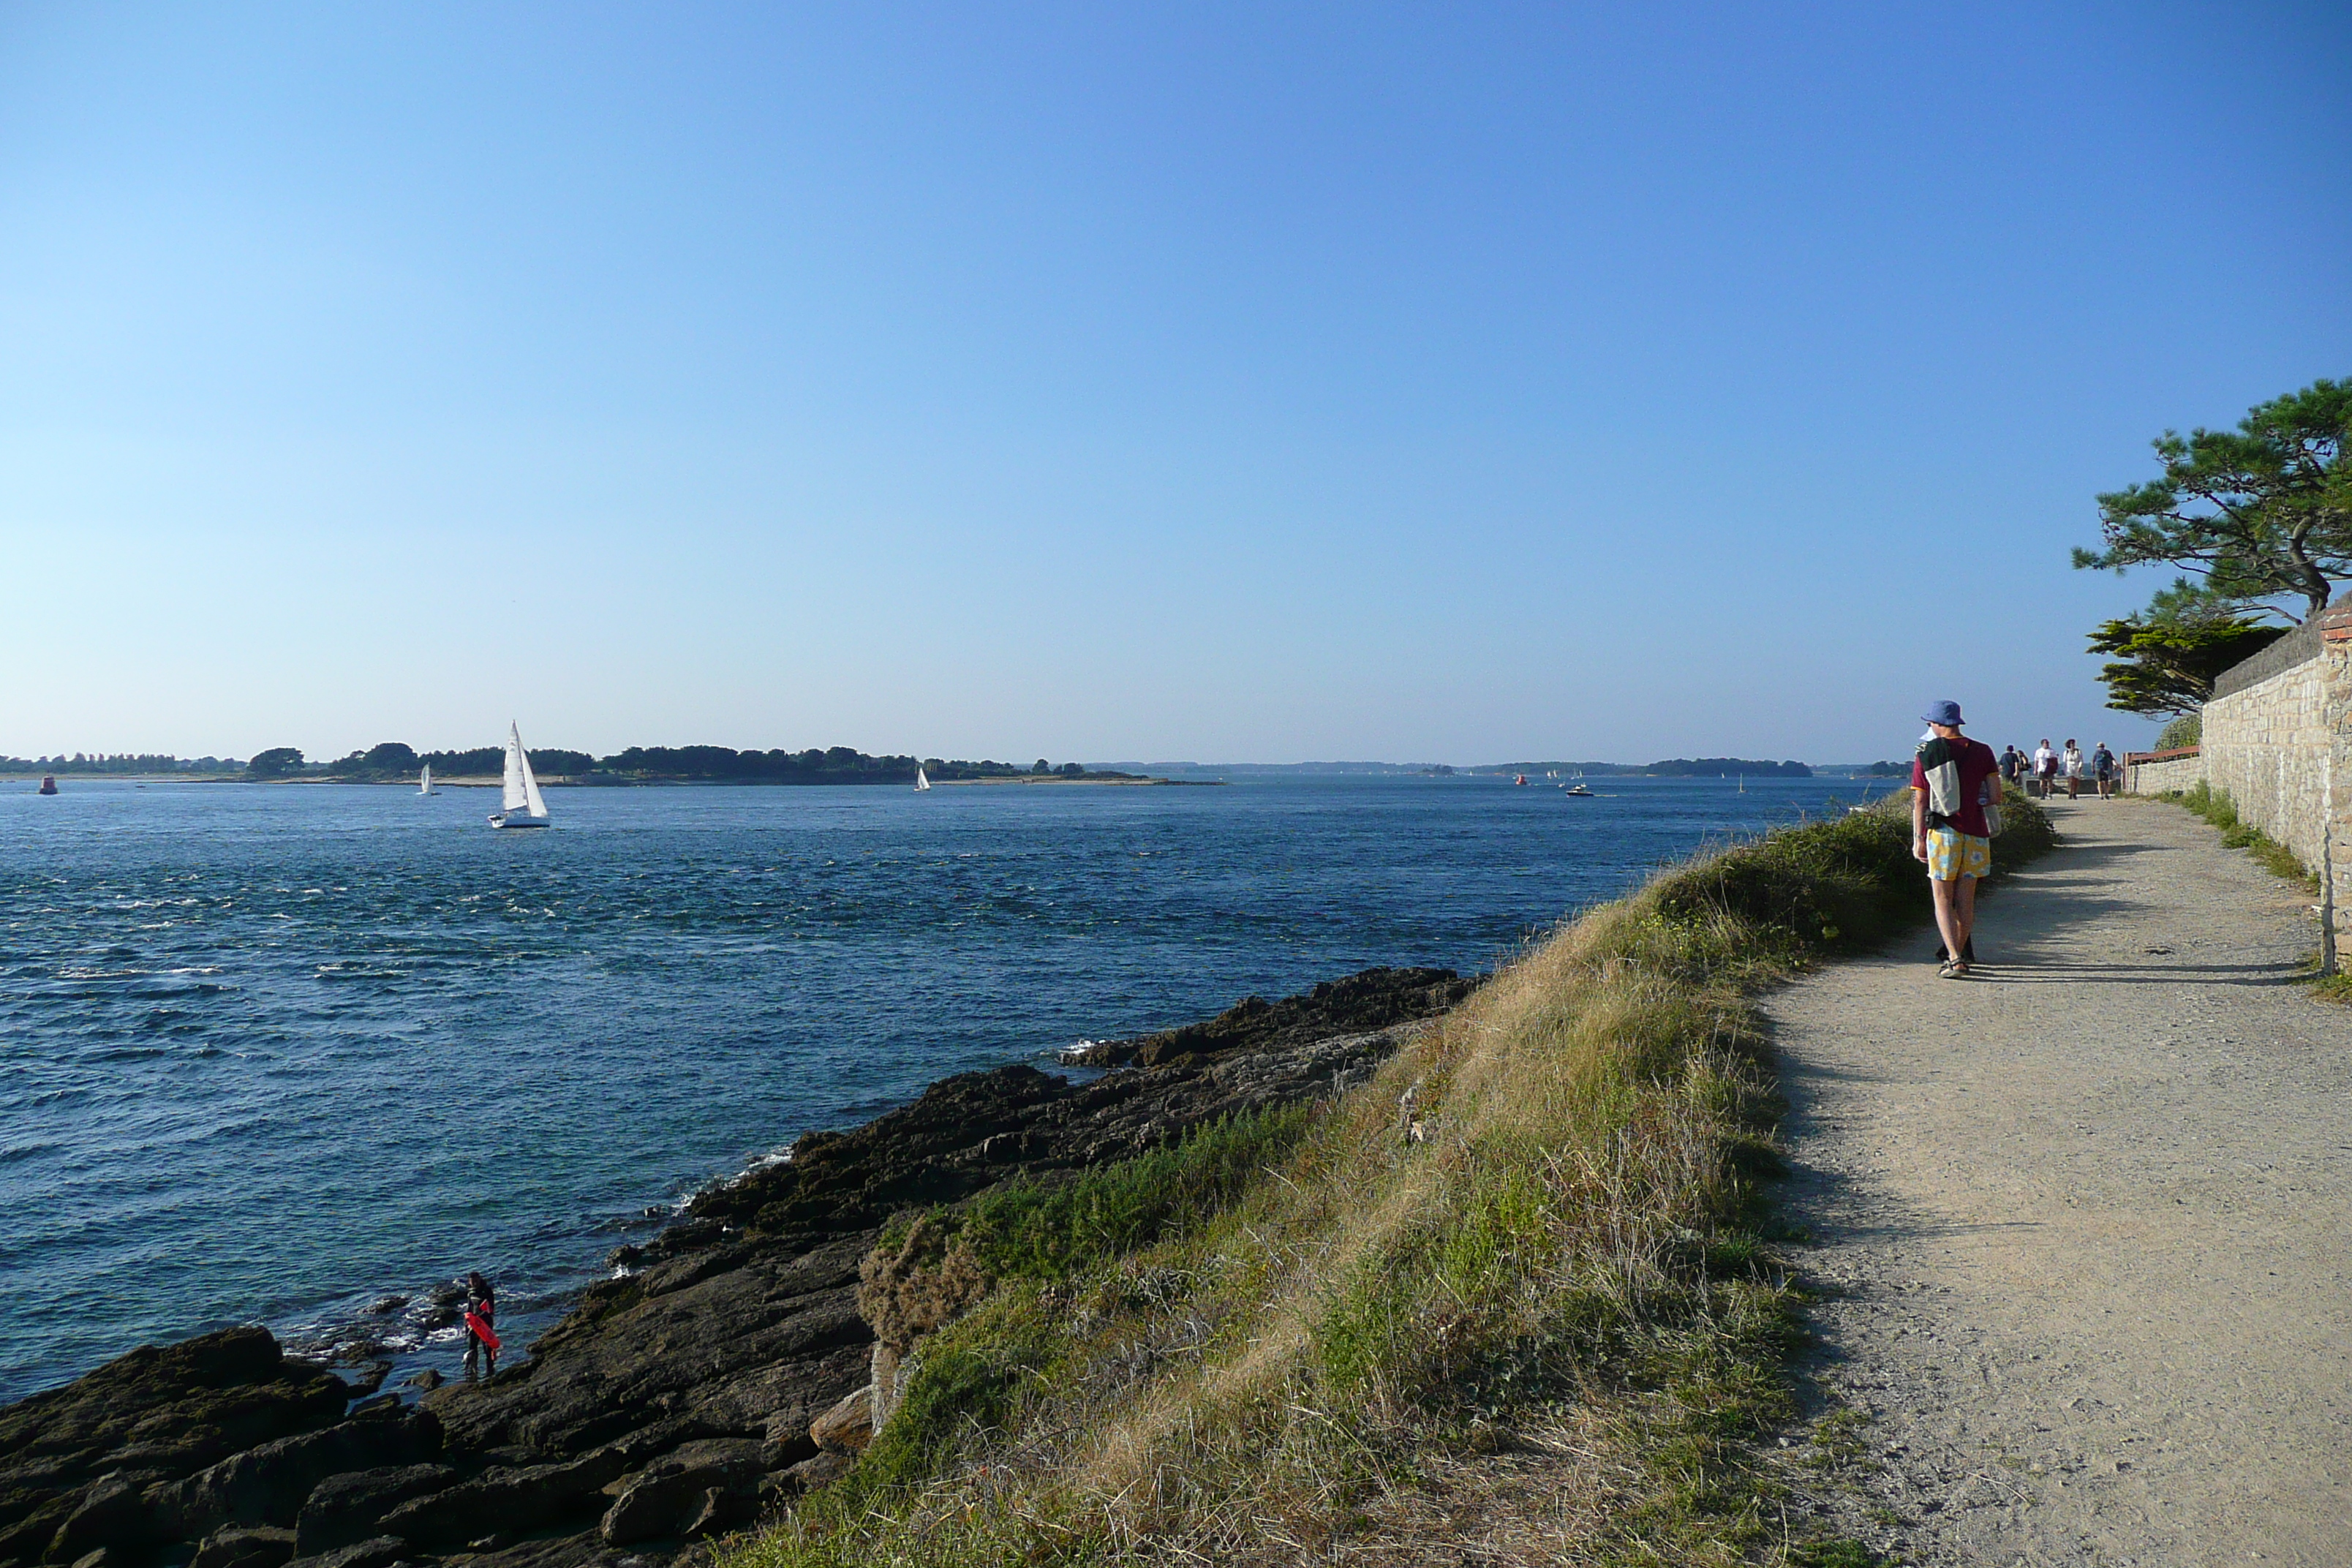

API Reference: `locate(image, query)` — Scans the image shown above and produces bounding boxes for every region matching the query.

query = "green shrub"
[954,1103,1315,1283]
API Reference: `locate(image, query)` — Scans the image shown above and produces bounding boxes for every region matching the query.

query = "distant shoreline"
[2,772,1215,788]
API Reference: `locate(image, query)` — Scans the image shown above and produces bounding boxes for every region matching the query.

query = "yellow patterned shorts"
[1926,828,1991,881]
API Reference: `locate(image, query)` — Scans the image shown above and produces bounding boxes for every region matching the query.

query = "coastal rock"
[281,1536,408,1568]
[43,1477,159,1564]
[372,1452,624,1550]
[188,1526,297,1568]
[426,1238,872,1465]
[144,1409,442,1538]
[780,1452,851,1491]
[805,1390,870,1458]
[0,1328,352,1567]
[293,1464,457,1556]
[1070,967,1474,1070]
[595,1442,761,1547]
[866,1343,908,1434]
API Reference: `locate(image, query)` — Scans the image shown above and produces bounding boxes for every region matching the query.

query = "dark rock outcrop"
[1066,965,1474,1069]
[282,1536,407,1568]
[293,1466,456,1556]
[0,967,1468,1568]
[0,1327,352,1567]
[595,1441,761,1547]
[186,1526,295,1568]
[145,1409,441,1539]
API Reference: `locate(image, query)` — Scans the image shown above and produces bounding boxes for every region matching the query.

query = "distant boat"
[418,763,437,796]
[1564,783,1594,796]
[488,723,550,829]
[37,775,57,796]
[1514,774,1527,786]
[914,764,931,792]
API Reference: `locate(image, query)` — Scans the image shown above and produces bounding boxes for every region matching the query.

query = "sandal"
[1938,960,1967,979]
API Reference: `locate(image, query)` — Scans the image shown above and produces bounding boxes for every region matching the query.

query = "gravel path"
[1773,796,2352,1567]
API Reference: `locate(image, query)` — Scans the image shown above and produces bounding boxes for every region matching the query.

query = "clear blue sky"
[3,2,2346,765]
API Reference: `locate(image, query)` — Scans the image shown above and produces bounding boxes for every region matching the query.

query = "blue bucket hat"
[1921,699,1964,727]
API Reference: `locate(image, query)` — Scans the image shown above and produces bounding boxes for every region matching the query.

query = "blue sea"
[0,772,1885,1403]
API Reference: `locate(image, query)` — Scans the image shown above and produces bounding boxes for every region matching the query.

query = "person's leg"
[1930,872,1966,966]
[1954,873,1980,957]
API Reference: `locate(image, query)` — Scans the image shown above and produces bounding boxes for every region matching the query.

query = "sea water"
[0,772,1882,1402]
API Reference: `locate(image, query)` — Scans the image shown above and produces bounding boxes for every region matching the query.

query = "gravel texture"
[1771,796,2352,1566]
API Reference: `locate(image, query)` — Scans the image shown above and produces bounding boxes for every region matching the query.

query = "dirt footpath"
[1773,796,2352,1566]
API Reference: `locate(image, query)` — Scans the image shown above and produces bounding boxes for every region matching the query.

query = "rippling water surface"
[0,773,1881,1401]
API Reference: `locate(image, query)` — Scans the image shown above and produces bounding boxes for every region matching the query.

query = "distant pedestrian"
[2062,739,2084,800]
[1999,745,2021,791]
[463,1272,500,1376]
[1912,701,1999,979]
[2032,739,2057,799]
[2092,742,2117,799]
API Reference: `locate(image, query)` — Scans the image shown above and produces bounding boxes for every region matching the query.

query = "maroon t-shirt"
[1910,737,1999,837]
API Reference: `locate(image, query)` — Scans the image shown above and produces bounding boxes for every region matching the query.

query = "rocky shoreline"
[0,967,1475,1568]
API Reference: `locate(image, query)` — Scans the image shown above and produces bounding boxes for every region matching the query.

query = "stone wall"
[2196,604,2352,958]
[2124,751,2205,795]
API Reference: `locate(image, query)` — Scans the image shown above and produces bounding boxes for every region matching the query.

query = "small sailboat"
[418,763,437,796]
[913,764,931,792]
[1513,774,1528,786]
[488,723,550,829]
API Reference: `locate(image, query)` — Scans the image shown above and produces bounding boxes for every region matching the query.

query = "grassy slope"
[726,788,2057,1567]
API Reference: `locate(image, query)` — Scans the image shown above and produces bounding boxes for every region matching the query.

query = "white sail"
[520,745,549,818]
[419,763,434,795]
[502,725,529,813]
[914,764,930,791]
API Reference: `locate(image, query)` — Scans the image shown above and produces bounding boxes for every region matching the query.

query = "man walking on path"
[1911,701,1999,978]
[2032,738,2057,799]
[2092,740,2117,799]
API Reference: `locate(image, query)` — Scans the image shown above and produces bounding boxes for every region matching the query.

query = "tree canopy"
[2073,379,2351,620]
[2084,581,2288,716]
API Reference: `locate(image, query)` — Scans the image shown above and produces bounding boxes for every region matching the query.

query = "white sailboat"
[913,764,931,792]
[418,763,437,796]
[488,723,550,829]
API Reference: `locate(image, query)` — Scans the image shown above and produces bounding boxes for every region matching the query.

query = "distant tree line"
[2,753,245,774]
[242,743,1138,784]
[1490,758,1813,777]
[1640,758,1812,777]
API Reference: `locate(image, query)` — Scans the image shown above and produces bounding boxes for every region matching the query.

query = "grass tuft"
[722,787,2055,1568]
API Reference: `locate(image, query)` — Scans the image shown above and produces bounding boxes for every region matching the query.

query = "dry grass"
[723,793,2053,1568]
